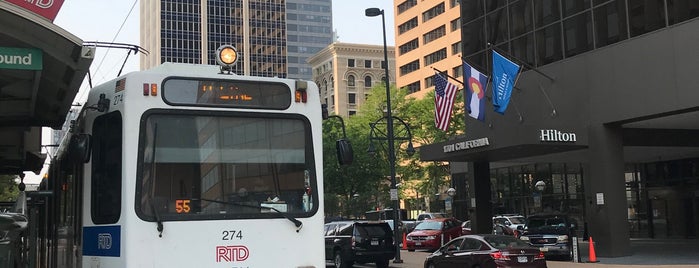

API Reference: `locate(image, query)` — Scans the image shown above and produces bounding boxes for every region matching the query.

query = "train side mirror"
[69,134,92,163]
[336,139,353,166]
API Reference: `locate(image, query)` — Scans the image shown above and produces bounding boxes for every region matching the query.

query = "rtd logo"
[216,245,249,263]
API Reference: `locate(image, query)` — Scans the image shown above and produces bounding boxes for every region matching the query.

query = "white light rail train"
[21,46,352,268]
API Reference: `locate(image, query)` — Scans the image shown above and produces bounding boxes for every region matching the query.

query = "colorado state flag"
[463,61,487,122]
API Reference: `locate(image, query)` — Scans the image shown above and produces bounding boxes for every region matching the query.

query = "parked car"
[324,221,396,268]
[461,220,472,235]
[406,218,462,252]
[417,212,447,221]
[519,213,577,260]
[493,214,526,232]
[424,234,547,268]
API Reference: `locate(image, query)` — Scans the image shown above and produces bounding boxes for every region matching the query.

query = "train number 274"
[222,230,243,240]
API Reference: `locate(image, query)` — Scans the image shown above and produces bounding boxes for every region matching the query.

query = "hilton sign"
[539,129,577,142]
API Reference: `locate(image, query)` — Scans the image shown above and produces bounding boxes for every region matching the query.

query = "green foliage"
[0,175,20,202]
[322,83,464,217]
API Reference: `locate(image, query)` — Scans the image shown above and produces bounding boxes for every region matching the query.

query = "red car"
[423,234,547,268]
[406,218,462,251]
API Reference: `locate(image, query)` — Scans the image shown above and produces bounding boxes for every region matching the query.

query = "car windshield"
[509,217,525,224]
[527,217,566,228]
[415,221,442,230]
[484,235,531,249]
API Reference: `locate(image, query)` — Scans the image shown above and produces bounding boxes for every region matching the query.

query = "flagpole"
[430,66,464,86]
[487,43,555,82]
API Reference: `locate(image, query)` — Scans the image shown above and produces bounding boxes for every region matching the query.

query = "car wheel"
[334,251,352,268]
[408,249,415,252]
[426,262,435,268]
[376,259,389,268]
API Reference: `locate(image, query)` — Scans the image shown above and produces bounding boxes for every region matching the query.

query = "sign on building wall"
[6,0,65,22]
[0,47,43,70]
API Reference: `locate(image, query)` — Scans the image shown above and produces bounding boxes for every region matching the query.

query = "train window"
[135,111,318,221]
[91,111,123,224]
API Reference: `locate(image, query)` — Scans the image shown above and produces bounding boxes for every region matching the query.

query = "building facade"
[394,0,462,99]
[419,0,699,258]
[307,42,395,117]
[140,0,332,79]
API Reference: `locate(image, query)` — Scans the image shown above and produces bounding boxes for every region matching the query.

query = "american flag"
[433,73,458,131]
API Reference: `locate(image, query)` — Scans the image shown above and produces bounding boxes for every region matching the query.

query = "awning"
[0,2,94,174]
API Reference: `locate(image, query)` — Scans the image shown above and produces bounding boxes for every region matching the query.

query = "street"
[328,249,699,268]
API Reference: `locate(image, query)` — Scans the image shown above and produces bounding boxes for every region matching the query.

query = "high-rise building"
[140,0,332,79]
[308,42,395,117]
[286,0,334,80]
[394,0,462,99]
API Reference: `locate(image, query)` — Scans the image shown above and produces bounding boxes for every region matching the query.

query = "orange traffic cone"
[587,236,599,263]
[402,233,408,250]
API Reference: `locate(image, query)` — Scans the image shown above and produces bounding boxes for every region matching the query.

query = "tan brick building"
[394,0,463,99]
[308,42,395,117]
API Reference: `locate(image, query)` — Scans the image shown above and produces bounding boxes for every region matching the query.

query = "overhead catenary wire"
[75,0,139,105]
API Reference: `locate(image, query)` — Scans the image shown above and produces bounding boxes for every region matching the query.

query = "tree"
[322,82,467,217]
[0,174,20,202]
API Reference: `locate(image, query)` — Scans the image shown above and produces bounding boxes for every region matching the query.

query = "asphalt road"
[328,247,699,268]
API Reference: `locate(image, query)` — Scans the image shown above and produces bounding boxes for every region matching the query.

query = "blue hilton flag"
[491,50,521,114]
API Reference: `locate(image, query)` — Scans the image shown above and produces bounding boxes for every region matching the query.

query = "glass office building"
[140,0,332,79]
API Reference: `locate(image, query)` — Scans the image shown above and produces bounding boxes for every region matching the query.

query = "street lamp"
[366,7,404,263]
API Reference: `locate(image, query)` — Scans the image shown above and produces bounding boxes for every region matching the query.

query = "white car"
[493,214,526,231]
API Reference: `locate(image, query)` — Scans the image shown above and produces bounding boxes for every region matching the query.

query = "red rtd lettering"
[216,245,249,262]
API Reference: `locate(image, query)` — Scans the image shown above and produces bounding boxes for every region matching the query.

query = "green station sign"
[0,47,43,70]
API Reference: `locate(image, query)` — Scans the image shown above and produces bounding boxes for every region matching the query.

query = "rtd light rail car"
[26,46,348,268]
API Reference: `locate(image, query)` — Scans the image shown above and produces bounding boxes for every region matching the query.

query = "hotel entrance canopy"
[0,2,94,174]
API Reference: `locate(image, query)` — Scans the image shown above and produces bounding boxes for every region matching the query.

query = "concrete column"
[467,161,492,234]
[585,124,631,257]
[451,162,468,221]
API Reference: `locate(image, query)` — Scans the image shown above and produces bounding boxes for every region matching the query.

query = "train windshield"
[136,112,317,221]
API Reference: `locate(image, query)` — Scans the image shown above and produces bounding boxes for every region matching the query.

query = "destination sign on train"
[163,78,291,109]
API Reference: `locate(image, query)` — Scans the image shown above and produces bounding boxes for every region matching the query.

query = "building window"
[405,81,420,93]
[593,1,628,48]
[450,0,460,8]
[365,60,372,68]
[452,64,463,78]
[399,38,420,55]
[424,48,447,65]
[422,2,445,22]
[348,59,355,67]
[348,93,356,104]
[424,76,435,88]
[451,41,462,55]
[364,76,372,87]
[399,60,420,76]
[349,110,357,116]
[450,17,461,32]
[398,0,418,14]
[347,75,355,86]
[398,17,419,34]
[423,25,446,44]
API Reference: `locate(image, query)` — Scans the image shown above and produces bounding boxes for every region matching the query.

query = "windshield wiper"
[192,197,303,232]
[150,200,164,237]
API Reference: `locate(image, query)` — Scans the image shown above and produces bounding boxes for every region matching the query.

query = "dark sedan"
[423,234,547,268]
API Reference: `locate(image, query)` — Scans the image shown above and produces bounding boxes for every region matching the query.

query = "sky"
[22,0,396,184]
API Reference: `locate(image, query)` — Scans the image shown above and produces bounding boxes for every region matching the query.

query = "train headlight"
[216,45,238,73]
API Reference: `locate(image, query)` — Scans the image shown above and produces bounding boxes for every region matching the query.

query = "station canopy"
[0,2,93,175]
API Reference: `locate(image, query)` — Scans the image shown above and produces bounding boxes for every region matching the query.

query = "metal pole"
[379,11,402,264]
